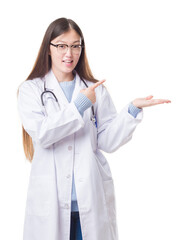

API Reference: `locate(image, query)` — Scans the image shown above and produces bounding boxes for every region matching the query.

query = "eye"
[58,44,67,49]
[72,45,81,49]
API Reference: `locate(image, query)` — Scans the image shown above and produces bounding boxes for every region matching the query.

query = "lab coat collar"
[43,69,83,106]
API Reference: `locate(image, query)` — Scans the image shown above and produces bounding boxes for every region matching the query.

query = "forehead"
[53,29,81,43]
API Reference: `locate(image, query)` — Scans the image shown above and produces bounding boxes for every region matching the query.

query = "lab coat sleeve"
[17,81,85,148]
[96,85,143,153]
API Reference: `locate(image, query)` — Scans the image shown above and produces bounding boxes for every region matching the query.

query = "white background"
[0,0,187,239]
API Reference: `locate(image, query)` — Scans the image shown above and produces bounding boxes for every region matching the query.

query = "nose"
[65,46,73,57]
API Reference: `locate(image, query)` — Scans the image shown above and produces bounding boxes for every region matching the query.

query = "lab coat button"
[68,146,72,151]
[66,174,71,179]
[64,204,69,209]
[79,178,84,182]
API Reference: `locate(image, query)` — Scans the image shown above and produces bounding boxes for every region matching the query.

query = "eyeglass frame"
[50,42,84,54]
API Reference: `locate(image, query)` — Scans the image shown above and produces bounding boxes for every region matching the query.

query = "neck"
[52,67,75,82]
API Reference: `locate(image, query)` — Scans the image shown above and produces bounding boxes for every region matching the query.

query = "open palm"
[132,95,171,108]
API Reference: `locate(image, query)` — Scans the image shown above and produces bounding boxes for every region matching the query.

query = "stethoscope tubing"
[41,77,96,126]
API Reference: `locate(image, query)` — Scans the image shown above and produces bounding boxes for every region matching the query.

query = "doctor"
[17,18,171,240]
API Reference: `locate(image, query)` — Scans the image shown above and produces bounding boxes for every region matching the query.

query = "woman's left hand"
[132,95,171,109]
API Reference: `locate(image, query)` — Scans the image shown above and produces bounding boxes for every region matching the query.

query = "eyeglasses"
[50,42,83,54]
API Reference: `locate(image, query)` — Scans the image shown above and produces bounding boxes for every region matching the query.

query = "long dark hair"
[27,17,97,82]
[21,17,98,162]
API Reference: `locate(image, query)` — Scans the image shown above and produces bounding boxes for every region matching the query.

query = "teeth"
[63,60,73,63]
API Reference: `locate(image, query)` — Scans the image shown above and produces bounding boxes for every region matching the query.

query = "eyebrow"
[57,40,81,44]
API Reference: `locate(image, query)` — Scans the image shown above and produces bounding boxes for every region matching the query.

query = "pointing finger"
[90,79,106,90]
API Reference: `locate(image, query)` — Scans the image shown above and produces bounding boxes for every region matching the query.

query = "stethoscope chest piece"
[91,115,97,128]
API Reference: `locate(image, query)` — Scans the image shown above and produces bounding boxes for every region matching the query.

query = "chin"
[61,67,73,73]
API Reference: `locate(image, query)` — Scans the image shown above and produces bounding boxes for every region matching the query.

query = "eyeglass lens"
[57,44,82,54]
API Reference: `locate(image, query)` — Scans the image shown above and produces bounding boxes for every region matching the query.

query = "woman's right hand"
[80,80,106,104]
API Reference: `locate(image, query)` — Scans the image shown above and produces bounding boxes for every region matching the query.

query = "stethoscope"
[41,78,97,128]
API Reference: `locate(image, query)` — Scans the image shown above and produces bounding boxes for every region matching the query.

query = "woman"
[17,17,171,240]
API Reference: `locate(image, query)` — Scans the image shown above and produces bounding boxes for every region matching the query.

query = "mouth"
[63,60,73,63]
[62,60,74,67]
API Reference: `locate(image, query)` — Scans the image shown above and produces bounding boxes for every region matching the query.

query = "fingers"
[154,99,171,104]
[90,79,106,90]
[145,95,171,104]
[149,99,171,106]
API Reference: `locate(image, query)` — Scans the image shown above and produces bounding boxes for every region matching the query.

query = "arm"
[17,81,85,149]
[96,88,171,153]
[74,92,92,117]
[96,86,143,153]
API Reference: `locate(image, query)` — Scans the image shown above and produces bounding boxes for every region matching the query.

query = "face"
[49,29,82,77]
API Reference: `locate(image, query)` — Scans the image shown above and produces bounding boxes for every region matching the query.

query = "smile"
[63,60,73,63]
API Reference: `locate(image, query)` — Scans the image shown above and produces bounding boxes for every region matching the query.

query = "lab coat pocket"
[103,179,116,221]
[95,150,113,181]
[26,176,52,217]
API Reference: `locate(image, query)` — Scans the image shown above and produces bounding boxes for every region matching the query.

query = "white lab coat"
[17,69,143,240]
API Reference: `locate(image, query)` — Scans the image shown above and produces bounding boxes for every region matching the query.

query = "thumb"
[145,95,153,100]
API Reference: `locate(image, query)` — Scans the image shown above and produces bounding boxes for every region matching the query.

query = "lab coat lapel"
[44,69,83,108]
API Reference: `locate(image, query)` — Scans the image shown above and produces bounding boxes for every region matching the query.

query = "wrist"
[128,102,142,118]
[131,101,142,109]
[74,92,92,116]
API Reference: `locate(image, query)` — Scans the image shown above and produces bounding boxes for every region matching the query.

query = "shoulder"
[18,77,43,93]
[18,77,44,103]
